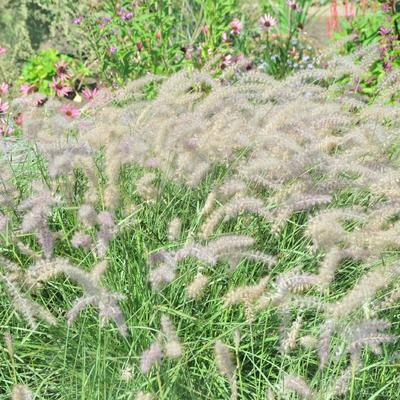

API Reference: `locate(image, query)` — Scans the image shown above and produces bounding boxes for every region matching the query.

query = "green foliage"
[0,0,97,83]
[74,0,318,83]
[19,49,90,94]
[76,0,239,83]
[334,8,400,101]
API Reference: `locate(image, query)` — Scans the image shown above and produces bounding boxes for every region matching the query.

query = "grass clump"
[0,46,400,399]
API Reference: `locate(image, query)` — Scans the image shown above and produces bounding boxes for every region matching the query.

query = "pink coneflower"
[0,82,9,94]
[0,47,7,55]
[20,83,37,95]
[59,103,80,118]
[259,14,278,31]
[55,60,72,79]
[287,0,302,11]
[82,87,99,101]
[230,18,242,35]
[51,77,73,97]
[235,53,253,70]
[0,99,9,114]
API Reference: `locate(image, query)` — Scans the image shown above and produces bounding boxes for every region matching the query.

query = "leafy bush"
[0,47,399,398]
[19,48,91,95]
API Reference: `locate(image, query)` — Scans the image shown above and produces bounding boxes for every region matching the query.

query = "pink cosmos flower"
[0,82,9,94]
[82,87,99,101]
[0,47,7,55]
[230,18,242,35]
[20,83,37,95]
[59,103,80,118]
[259,14,278,31]
[55,60,72,79]
[0,99,9,114]
[51,77,73,97]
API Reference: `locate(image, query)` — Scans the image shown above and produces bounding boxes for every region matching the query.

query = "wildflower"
[235,53,252,70]
[287,0,302,11]
[109,46,118,54]
[259,14,278,31]
[73,16,83,24]
[59,103,80,118]
[155,31,161,39]
[136,41,144,51]
[202,25,209,34]
[51,77,73,97]
[20,83,37,95]
[82,87,99,101]
[0,82,8,94]
[0,99,9,114]
[230,18,242,35]
[14,113,23,126]
[99,16,112,28]
[221,54,233,69]
[123,11,134,21]
[379,26,392,36]
[383,61,393,72]
[0,47,6,55]
[381,3,391,12]
[184,45,195,60]
[55,60,72,79]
